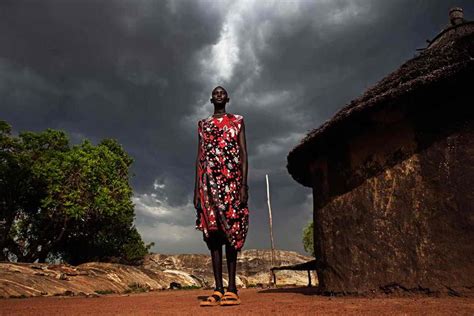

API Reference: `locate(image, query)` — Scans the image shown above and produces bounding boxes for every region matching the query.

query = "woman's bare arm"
[194,125,202,209]
[238,119,248,204]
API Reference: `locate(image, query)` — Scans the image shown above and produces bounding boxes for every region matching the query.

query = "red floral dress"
[195,113,249,251]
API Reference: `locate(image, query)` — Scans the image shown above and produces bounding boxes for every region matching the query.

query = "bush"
[0,120,150,264]
[302,221,315,257]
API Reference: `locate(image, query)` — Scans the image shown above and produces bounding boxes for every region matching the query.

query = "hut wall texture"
[291,19,474,295]
[311,117,474,295]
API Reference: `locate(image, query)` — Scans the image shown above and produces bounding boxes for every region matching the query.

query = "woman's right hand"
[193,194,201,210]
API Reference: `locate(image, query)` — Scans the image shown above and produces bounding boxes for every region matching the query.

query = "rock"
[56,273,69,280]
[169,282,181,289]
[144,249,316,288]
[0,249,316,298]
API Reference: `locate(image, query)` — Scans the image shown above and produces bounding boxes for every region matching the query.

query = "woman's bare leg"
[225,243,238,293]
[209,239,224,293]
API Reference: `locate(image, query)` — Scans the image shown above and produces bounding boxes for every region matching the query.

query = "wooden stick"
[266,174,276,285]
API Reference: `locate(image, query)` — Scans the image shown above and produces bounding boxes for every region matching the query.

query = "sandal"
[220,291,241,306]
[200,290,224,307]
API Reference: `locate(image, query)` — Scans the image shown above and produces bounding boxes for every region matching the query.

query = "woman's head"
[210,86,229,106]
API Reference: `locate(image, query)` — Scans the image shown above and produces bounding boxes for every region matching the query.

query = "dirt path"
[1,287,473,316]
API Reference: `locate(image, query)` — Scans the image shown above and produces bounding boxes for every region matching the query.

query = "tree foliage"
[0,120,151,265]
[302,220,315,257]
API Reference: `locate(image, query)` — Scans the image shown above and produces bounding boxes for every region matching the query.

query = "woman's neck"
[212,108,227,117]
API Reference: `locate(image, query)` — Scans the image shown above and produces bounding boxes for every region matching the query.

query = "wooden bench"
[270,259,318,287]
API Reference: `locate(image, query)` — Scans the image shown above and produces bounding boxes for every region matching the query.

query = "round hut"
[287,8,474,295]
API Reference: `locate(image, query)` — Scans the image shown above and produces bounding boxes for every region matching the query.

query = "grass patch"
[124,282,150,294]
[94,289,115,295]
[180,285,201,290]
[246,283,265,288]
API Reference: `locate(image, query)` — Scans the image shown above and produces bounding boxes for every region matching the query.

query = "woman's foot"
[200,288,224,307]
[220,288,241,306]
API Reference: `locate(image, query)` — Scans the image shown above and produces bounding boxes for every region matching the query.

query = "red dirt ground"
[1,287,473,316]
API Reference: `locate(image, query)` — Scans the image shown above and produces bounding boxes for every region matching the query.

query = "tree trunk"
[31,216,68,263]
[0,212,16,262]
[38,252,48,263]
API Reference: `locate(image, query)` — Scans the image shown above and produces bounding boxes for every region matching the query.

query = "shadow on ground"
[257,286,322,296]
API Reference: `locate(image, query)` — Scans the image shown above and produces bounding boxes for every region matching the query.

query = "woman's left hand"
[240,185,248,205]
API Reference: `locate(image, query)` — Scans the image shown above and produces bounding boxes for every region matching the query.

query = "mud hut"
[287,8,474,295]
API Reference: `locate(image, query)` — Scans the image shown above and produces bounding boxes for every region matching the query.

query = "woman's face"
[211,87,228,105]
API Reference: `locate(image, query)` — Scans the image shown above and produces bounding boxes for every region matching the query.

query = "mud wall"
[311,120,474,295]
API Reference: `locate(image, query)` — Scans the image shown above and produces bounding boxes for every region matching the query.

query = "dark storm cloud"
[1,0,473,253]
[206,0,474,253]
[0,0,224,198]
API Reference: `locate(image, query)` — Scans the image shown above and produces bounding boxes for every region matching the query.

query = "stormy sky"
[1,1,473,255]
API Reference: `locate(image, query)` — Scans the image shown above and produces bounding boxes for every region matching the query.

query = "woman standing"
[194,86,249,306]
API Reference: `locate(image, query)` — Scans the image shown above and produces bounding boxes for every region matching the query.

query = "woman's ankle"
[214,287,225,294]
[226,286,238,294]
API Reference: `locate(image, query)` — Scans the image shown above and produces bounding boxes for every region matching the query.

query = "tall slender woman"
[194,86,249,306]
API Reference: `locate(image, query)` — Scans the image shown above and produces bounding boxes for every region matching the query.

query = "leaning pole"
[266,174,276,285]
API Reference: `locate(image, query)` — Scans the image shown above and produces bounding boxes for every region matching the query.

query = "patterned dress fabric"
[195,113,249,251]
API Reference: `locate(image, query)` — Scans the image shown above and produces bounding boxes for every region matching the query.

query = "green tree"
[0,120,151,264]
[302,221,315,257]
[0,121,51,262]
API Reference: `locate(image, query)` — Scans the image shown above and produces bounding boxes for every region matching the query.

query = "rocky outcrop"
[144,249,316,289]
[0,261,196,298]
[0,249,316,298]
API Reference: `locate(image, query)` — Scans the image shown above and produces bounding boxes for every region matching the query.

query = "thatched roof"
[287,21,474,187]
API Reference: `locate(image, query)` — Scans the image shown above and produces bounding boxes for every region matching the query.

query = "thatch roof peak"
[287,10,474,187]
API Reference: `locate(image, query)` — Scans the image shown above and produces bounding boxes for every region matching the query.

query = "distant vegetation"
[0,120,153,265]
[302,221,315,257]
